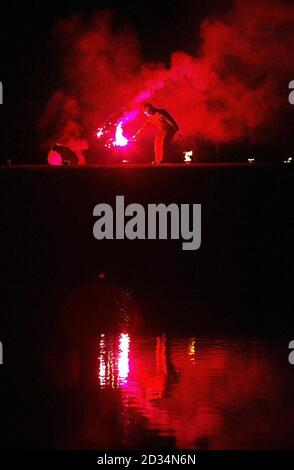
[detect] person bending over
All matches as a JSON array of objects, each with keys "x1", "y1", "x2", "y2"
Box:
[{"x1": 134, "y1": 103, "x2": 180, "y2": 164}]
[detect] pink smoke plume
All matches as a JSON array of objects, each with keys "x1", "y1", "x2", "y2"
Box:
[{"x1": 37, "y1": 1, "x2": 294, "y2": 162}]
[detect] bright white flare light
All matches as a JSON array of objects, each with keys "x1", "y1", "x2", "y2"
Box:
[
  {"x1": 113, "y1": 122, "x2": 128, "y2": 147},
  {"x1": 184, "y1": 150, "x2": 193, "y2": 163}
]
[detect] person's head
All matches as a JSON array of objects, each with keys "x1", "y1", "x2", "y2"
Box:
[{"x1": 143, "y1": 102, "x2": 156, "y2": 116}]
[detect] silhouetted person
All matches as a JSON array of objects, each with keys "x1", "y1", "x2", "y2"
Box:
[
  {"x1": 135, "y1": 103, "x2": 179, "y2": 164},
  {"x1": 52, "y1": 144, "x2": 79, "y2": 165}
]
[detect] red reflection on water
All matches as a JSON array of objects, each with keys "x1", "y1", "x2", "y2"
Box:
[
  {"x1": 118, "y1": 333, "x2": 130, "y2": 385},
  {"x1": 95, "y1": 335, "x2": 293, "y2": 449},
  {"x1": 48, "y1": 332, "x2": 294, "y2": 449}
]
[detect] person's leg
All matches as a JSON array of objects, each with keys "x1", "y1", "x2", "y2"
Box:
[
  {"x1": 154, "y1": 133, "x2": 165, "y2": 163},
  {"x1": 162, "y1": 131, "x2": 176, "y2": 162}
]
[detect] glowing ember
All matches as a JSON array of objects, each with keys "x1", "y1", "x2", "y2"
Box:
[
  {"x1": 113, "y1": 122, "x2": 129, "y2": 147},
  {"x1": 97, "y1": 128, "x2": 104, "y2": 138}
]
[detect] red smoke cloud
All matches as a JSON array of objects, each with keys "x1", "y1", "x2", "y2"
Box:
[{"x1": 37, "y1": 0, "x2": 294, "y2": 162}]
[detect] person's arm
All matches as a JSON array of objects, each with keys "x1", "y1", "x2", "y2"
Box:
[{"x1": 133, "y1": 118, "x2": 151, "y2": 140}]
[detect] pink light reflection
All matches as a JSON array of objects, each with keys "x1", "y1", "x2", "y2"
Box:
[
  {"x1": 98, "y1": 333, "x2": 130, "y2": 388},
  {"x1": 118, "y1": 333, "x2": 130, "y2": 386}
]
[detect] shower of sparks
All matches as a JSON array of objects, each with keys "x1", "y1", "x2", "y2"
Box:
[{"x1": 96, "y1": 109, "x2": 138, "y2": 149}]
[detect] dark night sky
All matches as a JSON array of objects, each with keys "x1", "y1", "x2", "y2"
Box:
[{"x1": 0, "y1": 0, "x2": 233, "y2": 163}]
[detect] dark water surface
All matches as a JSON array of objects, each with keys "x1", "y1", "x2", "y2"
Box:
[{"x1": 44, "y1": 330, "x2": 293, "y2": 450}]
